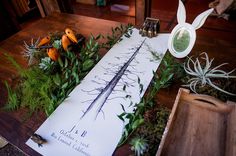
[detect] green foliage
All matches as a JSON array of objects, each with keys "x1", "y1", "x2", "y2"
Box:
[
  {"x1": 118, "y1": 52, "x2": 183, "y2": 149},
  {"x1": 130, "y1": 136, "x2": 149, "y2": 156},
  {"x1": 39, "y1": 57, "x2": 56, "y2": 72},
  {"x1": 4, "y1": 25, "x2": 133, "y2": 116},
  {"x1": 4, "y1": 35, "x2": 102, "y2": 116},
  {"x1": 21, "y1": 67, "x2": 56, "y2": 115},
  {"x1": 103, "y1": 24, "x2": 133, "y2": 49},
  {"x1": 136, "y1": 106, "x2": 170, "y2": 156},
  {"x1": 4, "y1": 82, "x2": 19, "y2": 111},
  {"x1": 118, "y1": 107, "x2": 145, "y2": 146}
]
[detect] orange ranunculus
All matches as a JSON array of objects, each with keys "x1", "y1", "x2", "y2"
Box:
[
  {"x1": 62, "y1": 34, "x2": 71, "y2": 51},
  {"x1": 65, "y1": 28, "x2": 78, "y2": 43},
  {"x1": 47, "y1": 48, "x2": 59, "y2": 61},
  {"x1": 37, "y1": 36, "x2": 51, "y2": 47}
]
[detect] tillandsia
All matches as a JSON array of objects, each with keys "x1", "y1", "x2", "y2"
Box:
[
  {"x1": 23, "y1": 38, "x2": 42, "y2": 65},
  {"x1": 130, "y1": 136, "x2": 149, "y2": 156},
  {"x1": 183, "y1": 52, "x2": 236, "y2": 96}
]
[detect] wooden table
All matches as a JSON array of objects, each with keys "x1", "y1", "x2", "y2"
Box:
[{"x1": 0, "y1": 13, "x2": 236, "y2": 156}]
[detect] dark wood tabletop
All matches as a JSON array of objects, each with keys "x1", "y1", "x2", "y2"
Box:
[{"x1": 0, "y1": 13, "x2": 236, "y2": 156}]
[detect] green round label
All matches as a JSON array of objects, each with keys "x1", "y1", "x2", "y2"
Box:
[{"x1": 173, "y1": 29, "x2": 190, "y2": 52}]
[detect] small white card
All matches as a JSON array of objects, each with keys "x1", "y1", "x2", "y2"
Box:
[{"x1": 26, "y1": 29, "x2": 169, "y2": 156}]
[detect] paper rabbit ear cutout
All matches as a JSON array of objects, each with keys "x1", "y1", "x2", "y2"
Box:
[
  {"x1": 192, "y1": 8, "x2": 214, "y2": 30},
  {"x1": 177, "y1": 0, "x2": 186, "y2": 24},
  {"x1": 168, "y1": 0, "x2": 213, "y2": 58}
]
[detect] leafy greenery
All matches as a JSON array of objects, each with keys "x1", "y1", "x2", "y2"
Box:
[
  {"x1": 3, "y1": 81, "x2": 19, "y2": 111},
  {"x1": 39, "y1": 57, "x2": 56, "y2": 72},
  {"x1": 4, "y1": 24, "x2": 133, "y2": 116},
  {"x1": 118, "y1": 52, "x2": 183, "y2": 153},
  {"x1": 102, "y1": 24, "x2": 133, "y2": 49},
  {"x1": 4, "y1": 34, "x2": 102, "y2": 116},
  {"x1": 136, "y1": 106, "x2": 170, "y2": 156}
]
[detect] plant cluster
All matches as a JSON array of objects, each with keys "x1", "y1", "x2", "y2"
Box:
[
  {"x1": 118, "y1": 52, "x2": 183, "y2": 155},
  {"x1": 183, "y1": 52, "x2": 236, "y2": 97},
  {"x1": 4, "y1": 25, "x2": 133, "y2": 116},
  {"x1": 4, "y1": 29, "x2": 101, "y2": 116}
]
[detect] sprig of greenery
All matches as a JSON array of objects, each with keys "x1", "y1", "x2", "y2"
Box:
[
  {"x1": 118, "y1": 52, "x2": 183, "y2": 147},
  {"x1": 3, "y1": 81, "x2": 19, "y2": 111},
  {"x1": 102, "y1": 24, "x2": 133, "y2": 49}
]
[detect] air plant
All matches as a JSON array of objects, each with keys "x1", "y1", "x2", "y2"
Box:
[
  {"x1": 130, "y1": 136, "x2": 149, "y2": 156},
  {"x1": 23, "y1": 38, "x2": 41, "y2": 65},
  {"x1": 23, "y1": 38, "x2": 52, "y2": 65},
  {"x1": 183, "y1": 52, "x2": 236, "y2": 96}
]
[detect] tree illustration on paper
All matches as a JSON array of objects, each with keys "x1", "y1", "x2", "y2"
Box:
[{"x1": 69, "y1": 39, "x2": 146, "y2": 133}]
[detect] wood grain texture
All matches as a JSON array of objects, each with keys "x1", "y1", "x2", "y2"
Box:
[
  {"x1": 135, "y1": 0, "x2": 145, "y2": 26},
  {"x1": 225, "y1": 101, "x2": 236, "y2": 156},
  {"x1": 0, "y1": 12, "x2": 235, "y2": 156},
  {"x1": 157, "y1": 89, "x2": 236, "y2": 156}
]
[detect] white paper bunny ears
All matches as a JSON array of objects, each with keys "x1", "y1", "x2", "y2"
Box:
[{"x1": 168, "y1": 0, "x2": 214, "y2": 58}]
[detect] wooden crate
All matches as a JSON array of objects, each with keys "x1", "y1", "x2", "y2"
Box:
[{"x1": 156, "y1": 88, "x2": 236, "y2": 156}]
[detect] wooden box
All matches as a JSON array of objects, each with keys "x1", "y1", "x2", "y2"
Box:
[{"x1": 156, "y1": 88, "x2": 236, "y2": 156}]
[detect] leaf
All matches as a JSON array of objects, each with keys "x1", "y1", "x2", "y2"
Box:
[
  {"x1": 131, "y1": 118, "x2": 144, "y2": 129},
  {"x1": 82, "y1": 59, "x2": 94, "y2": 71},
  {"x1": 125, "y1": 95, "x2": 131, "y2": 98},
  {"x1": 139, "y1": 84, "x2": 144, "y2": 94},
  {"x1": 4, "y1": 81, "x2": 19, "y2": 110},
  {"x1": 118, "y1": 112, "x2": 126, "y2": 122},
  {"x1": 53, "y1": 74, "x2": 61, "y2": 86},
  {"x1": 138, "y1": 77, "x2": 141, "y2": 84},
  {"x1": 120, "y1": 104, "x2": 126, "y2": 112},
  {"x1": 95, "y1": 34, "x2": 102, "y2": 40},
  {"x1": 45, "y1": 102, "x2": 55, "y2": 116},
  {"x1": 64, "y1": 58, "x2": 68, "y2": 68},
  {"x1": 126, "y1": 113, "x2": 134, "y2": 119},
  {"x1": 61, "y1": 82, "x2": 68, "y2": 89},
  {"x1": 88, "y1": 52, "x2": 95, "y2": 58},
  {"x1": 123, "y1": 85, "x2": 126, "y2": 91}
]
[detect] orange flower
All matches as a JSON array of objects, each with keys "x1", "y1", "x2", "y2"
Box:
[
  {"x1": 65, "y1": 28, "x2": 78, "y2": 43},
  {"x1": 47, "y1": 48, "x2": 59, "y2": 61},
  {"x1": 62, "y1": 34, "x2": 71, "y2": 51},
  {"x1": 37, "y1": 36, "x2": 51, "y2": 47}
]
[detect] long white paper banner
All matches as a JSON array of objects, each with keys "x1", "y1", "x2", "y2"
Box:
[{"x1": 26, "y1": 29, "x2": 169, "y2": 156}]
